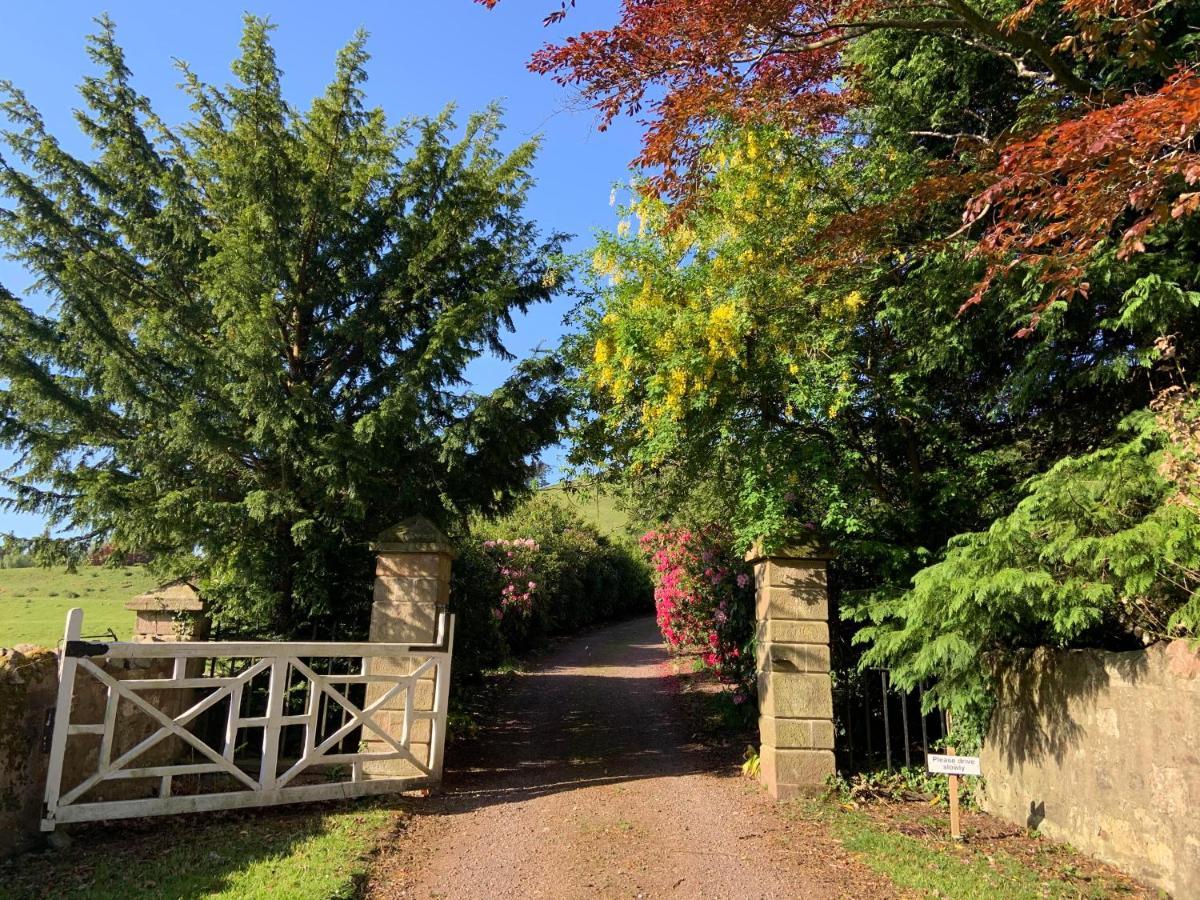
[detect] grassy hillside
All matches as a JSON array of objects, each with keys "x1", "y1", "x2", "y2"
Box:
[
  {"x1": 0, "y1": 565, "x2": 158, "y2": 648},
  {"x1": 538, "y1": 483, "x2": 638, "y2": 539},
  {"x1": 0, "y1": 488, "x2": 640, "y2": 649}
]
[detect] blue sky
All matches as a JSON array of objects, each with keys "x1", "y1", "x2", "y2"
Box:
[{"x1": 0, "y1": 0, "x2": 636, "y2": 537}]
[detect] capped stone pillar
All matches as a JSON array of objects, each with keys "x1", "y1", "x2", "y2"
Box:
[
  {"x1": 125, "y1": 580, "x2": 209, "y2": 642},
  {"x1": 363, "y1": 516, "x2": 455, "y2": 778},
  {"x1": 747, "y1": 537, "x2": 835, "y2": 800}
]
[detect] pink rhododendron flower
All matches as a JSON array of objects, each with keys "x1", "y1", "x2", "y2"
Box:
[
  {"x1": 640, "y1": 524, "x2": 756, "y2": 701},
  {"x1": 484, "y1": 536, "x2": 540, "y2": 617}
]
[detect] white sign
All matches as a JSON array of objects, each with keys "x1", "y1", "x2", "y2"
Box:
[{"x1": 926, "y1": 753, "x2": 981, "y2": 777}]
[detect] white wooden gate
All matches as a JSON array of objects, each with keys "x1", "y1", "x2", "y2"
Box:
[{"x1": 41, "y1": 607, "x2": 454, "y2": 829}]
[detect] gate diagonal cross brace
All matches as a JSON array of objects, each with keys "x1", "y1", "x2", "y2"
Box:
[
  {"x1": 274, "y1": 659, "x2": 431, "y2": 789},
  {"x1": 278, "y1": 656, "x2": 434, "y2": 779},
  {"x1": 60, "y1": 657, "x2": 266, "y2": 805}
]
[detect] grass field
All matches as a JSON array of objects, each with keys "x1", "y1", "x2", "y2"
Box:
[
  {"x1": 539, "y1": 483, "x2": 637, "y2": 538},
  {"x1": 0, "y1": 565, "x2": 157, "y2": 648}
]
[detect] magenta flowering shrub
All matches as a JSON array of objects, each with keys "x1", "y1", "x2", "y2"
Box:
[
  {"x1": 640, "y1": 525, "x2": 756, "y2": 702},
  {"x1": 482, "y1": 537, "x2": 540, "y2": 617}
]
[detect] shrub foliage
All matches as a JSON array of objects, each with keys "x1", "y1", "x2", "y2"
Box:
[
  {"x1": 449, "y1": 494, "x2": 653, "y2": 682},
  {"x1": 854, "y1": 392, "x2": 1200, "y2": 729}
]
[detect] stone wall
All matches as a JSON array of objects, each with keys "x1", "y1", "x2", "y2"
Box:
[
  {"x1": 981, "y1": 639, "x2": 1200, "y2": 897},
  {"x1": 0, "y1": 644, "x2": 199, "y2": 857},
  {"x1": 0, "y1": 645, "x2": 58, "y2": 857}
]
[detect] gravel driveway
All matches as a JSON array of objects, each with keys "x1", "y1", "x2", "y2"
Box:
[{"x1": 366, "y1": 615, "x2": 893, "y2": 899}]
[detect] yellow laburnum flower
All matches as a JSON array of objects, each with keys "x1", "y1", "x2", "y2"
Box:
[
  {"x1": 632, "y1": 279, "x2": 655, "y2": 311},
  {"x1": 664, "y1": 368, "x2": 689, "y2": 418},
  {"x1": 843, "y1": 290, "x2": 866, "y2": 312},
  {"x1": 593, "y1": 336, "x2": 614, "y2": 366},
  {"x1": 592, "y1": 249, "x2": 618, "y2": 277},
  {"x1": 705, "y1": 301, "x2": 740, "y2": 361},
  {"x1": 709, "y1": 301, "x2": 737, "y2": 328},
  {"x1": 617, "y1": 218, "x2": 631, "y2": 238},
  {"x1": 611, "y1": 373, "x2": 631, "y2": 402},
  {"x1": 746, "y1": 132, "x2": 760, "y2": 161}
]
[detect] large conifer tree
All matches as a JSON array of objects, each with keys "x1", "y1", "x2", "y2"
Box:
[{"x1": 0, "y1": 18, "x2": 568, "y2": 634}]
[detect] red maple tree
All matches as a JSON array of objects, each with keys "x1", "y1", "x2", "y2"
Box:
[{"x1": 480, "y1": 0, "x2": 1199, "y2": 313}]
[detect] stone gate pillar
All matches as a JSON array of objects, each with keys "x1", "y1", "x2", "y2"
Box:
[
  {"x1": 747, "y1": 537, "x2": 835, "y2": 799},
  {"x1": 363, "y1": 516, "x2": 455, "y2": 778},
  {"x1": 125, "y1": 580, "x2": 209, "y2": 642}
]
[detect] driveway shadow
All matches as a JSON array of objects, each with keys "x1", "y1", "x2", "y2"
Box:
[{"x1": 416, "y1": 616, "x2": 732, "y2": 817}]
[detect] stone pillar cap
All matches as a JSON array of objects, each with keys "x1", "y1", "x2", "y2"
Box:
[
  {"x1": 370, "y1": 515, "x2": 457, "y2": 557},
  {"x1": 125, "y1": 579, "x2": 206, "y2": 612},
  {"x1": 745, "y1": 533, "x2": 835, "y2": 564}
]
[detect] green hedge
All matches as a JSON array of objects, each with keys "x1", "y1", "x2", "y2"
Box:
[{"x1": 449, "y1": 494, "x2": 652, "y2": 682}]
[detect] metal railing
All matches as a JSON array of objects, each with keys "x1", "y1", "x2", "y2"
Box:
[{"x1": 835, "y1": 667, "x2": 947, "y2": 773}]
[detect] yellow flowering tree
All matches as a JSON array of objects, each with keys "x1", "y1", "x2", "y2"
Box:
[{"x1": 566, "y1": 120, "x2": 1153, "y2": 605}]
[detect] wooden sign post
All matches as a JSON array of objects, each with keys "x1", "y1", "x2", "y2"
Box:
[
  {"x1": 948, "y1": 745, "x2": 961, "y2": 841},
  {"x1": 926, "y1": 713, "x2": 981, "y2": 842}
]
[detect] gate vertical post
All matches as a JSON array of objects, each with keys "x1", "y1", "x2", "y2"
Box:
[
  {"x1": 364, "y1": 516, "x2": 455, "y2": 779},
  {"x1": 747, "y1": 536, "x2": 835, "y2": 799},
  {"x1": 41, "y1": 608, "x2": 84, "y2": 831}
]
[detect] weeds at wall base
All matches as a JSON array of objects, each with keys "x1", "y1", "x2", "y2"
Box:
[{"x1": 827, "y1": 766, "x2": 981, "y2": 811}]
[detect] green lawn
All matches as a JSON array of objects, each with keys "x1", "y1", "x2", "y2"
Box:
[
  {"x1": 802, "y1": 802, "x2": 1144, "y2": 899},
  {"x1": 1, "y1": 802, "x2": 399, "y2": 899},
  {"x1": 0, "y1": 565, "x2": 158, "y2": 648}
]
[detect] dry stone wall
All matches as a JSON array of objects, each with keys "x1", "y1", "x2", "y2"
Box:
[{"x1": 0, "y1": 645, "x2": 58, "y2": 857}]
